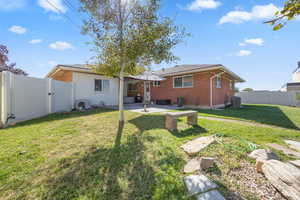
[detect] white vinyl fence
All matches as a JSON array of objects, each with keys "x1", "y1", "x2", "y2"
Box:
[
  {"x1": 236, "y1": 91, "x2": 300, "y2": 107},
  {"x1": 0, "y1": 71, "x2": 74, "y2": 126}
]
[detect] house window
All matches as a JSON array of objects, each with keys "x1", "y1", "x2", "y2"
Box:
[
  {"x1": 153, "y1": 81, "x2": 161, "y2": 87},
  {"x1": 128, "y1": 83, "x2": 138, "y2": 92},
  {"x1": 173, "y1": 75, "x2": 193, "y2": 88},
  {"x1": 95, "y1": 79, "x2": 110, "y2": 92},
  {"x1": 230, "y1": 80, "x2": 234, "y2": 90},
  {"x1": 215, "y1": 75, "x2": 222, "y2": 88}
]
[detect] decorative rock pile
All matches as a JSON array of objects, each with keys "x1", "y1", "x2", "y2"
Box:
[
  {"x1": 248, "y1": 140, "x2": 300, "y2": 200},
  {"x1": 181, "y1": 136, "x2": 226, "y2": 200}
]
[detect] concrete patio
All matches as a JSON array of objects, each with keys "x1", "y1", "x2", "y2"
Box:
[{"x1": 111, "y1": 103, "x2": 183, "y2": 114}]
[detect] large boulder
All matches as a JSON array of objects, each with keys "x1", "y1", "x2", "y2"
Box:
[
  {"x1": 262, "y1": 160, "x2": 300, "y2": 200},
  {"x1": 248, "y1": 149, "x2": 279, "y2": 161}
]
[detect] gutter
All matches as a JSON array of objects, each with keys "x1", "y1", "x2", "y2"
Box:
[{"x1": 210, "y1": 71, "x2": 224, "y2": 108}]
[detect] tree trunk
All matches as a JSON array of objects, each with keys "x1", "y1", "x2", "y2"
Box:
[{"x1": 118, "y1": 70, "x2": 125, "y2": 124}]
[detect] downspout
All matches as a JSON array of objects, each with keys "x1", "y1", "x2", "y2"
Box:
[{"x1": 210, "y1": 71, "x2": 224, "y2": 108}]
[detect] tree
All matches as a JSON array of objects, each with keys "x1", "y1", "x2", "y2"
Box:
[
  {"x1": 242, "y1": 88, "x2": 254, "y2": 92},
  {"x1": 80, "y1": 0, "x2": 187, "y2": 125},
  {"x1": 0, "y1": 44, "x2": 28, "y2": 75},
  {"x1": 266, "y1": 0, "x2": 300, "y2": 30}
]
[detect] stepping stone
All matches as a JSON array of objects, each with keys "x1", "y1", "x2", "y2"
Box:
[
  {"x1": 289, "y1": 160, "x2": 300, "y2": 168},
  {"x1": 200, "y1": 157, "x2": 215, "y2": 170},
  {"x1": 267, "y1": 143, "x2": 300, "y2": 158},
  {"x1": 184, "y1": 158, "x2": 201, "y2": 173},
  {"x1": 181, "y1": 136, "x2": 215, "y2": 155},
  {"x1": 196, "y1": 190, "x2": 225, "y2": 200},
  {"x1": 285, "y1": 140, "x2": 300, "y2": 152},
  {"x1": 184, "y1": 175, "x2": 218, "y2": 196},
  {"x1": 248, "y1": 149, "x2": 279, "y2": 161}
]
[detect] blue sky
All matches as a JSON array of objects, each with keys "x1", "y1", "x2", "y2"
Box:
[{"x1": 1, "y1": 0, "x2": 299, "y2": 90}]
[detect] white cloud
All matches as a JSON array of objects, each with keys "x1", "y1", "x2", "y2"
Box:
[
  {"x1": 8, "y1": 25, "x2": 27, "y2": 34},
  {"x1": 29, "y1": 39, "x2": 42, "y2": 44},
  {"x1": 244, "y1": 38, "x2": 264, "y2": 46},
  {"x1": 239, "y1": 42, "x2": 246, "y2": 46},
  {"x1": 38, "y1": 0, "x2": 67, "y2": 13},
  {"x1": 187, "y1": 0, "x2": 221, "y2": 11},
  {"x1": 0, "y1": 0, "x2": 25, "y2": 11},
  {"x1": 49, "y1": 41, "x2": 74, "y2": 51},
  {"x1": 219, "y1": 4, "x2": 279, "y2": 24},
  {"x1": 236, "y1": 50, "x2": 252, "y2": 57}
]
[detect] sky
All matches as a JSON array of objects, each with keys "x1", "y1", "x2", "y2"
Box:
[{"x1": 0, "y1": 0, "x2": 299, "y2": 90}]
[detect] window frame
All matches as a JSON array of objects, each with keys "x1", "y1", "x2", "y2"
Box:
[
  {"x1": 94, "y1": 79, "x2": 110, "y2": 92},
  {"x1": 215, "y1": 75, "x2": 222, "y2": 89},
  {"x1": 152, "y1": 81, "x2": 161, "y2": 87},
  {"x1": 230, "y1": 80, "x2": 235, "y2": 90},
  {"x1": 173, "y1": 75, "x2": 193, "y2": 88}
]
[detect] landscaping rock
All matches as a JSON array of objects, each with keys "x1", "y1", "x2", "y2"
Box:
[
  {"x1": 267, "y1": 143, "x2": 300, "y2": 158},
  {"x1": 248, "y1": 149, "x2": 279, "y2": 161},
  {"x1": 184, "y1": 175, "x2": 218, "y2": 196},
  {"x1": 262, "y1": 160, "x2": 300, "y2": 200},
  {"x1": 181, "y1": 136, "x2": 215, "y2": 155},
  {"x1": 285, "y1": 140, "x2": 300, "y2": 152},
  {"x1": 256, "y1": 159, "x2": 266, "y2": 173},
  {"x1": 184, "y1": 158, "x2": 201, "y2": 173},
  {"x1": 196, "y1": 190, "x2": 225, "y2": 200},
  {"x1": 289, "y1": 160, "x2": 300, "y2": 168},
  {"x1": 200, "y1": 157, "x2": 215, "y2": 170}
]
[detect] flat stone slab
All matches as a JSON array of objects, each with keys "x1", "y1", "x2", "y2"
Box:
[
  {"x1": 285, "y1": 140, "x2": 300, "y2": 152},
  {"x1": 248, "y1": 149, "x2": 279, "y2": 161},
  {"x1": 181, "y1": 136, "x2": 215, "y2": 155},
  {"x1": 267, "y1": 143, "x2": 300, "y2": 158},
  {"x1": 196, "y1": 190, "x2": 225, "y2": 200},
  {"x1": 184, "y1": 175, "x2": 218, "y2": 196},
  {"x1": 184, "y1": 158, "x2": 201, "y2": 173},
  {"x1": 289, "y1": 160, "x2": 300, "y2": 168}
]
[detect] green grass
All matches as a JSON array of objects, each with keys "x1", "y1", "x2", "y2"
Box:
[
  {"x1": 0, "y1": 108, "x2": 300, "y2": 200},
  {"x1": 197, "y1": 104, "x2": 300, "y2": 130}
]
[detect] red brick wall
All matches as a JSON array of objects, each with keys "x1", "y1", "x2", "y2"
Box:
[{"x1": 150, "y1": 71, "x2": 235, "y2": 107}]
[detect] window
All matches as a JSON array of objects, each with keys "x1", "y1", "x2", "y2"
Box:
[
  {"x1": 215, "y1": 75, "x2": 222, "y2": 88},
  {"x1": 95, "y1": 79, "x2": 110, "y2": 92},
  {"x1": 173, "y1": 75, "x2": 193, "y2": 88},
  {"x1": 128, "y1": 83, "x2": 137, "y2": 92},
  {"x1": 230, "y1": 80, "x2": 234, "y2": 90},
  {"x1": 153, "y1": 81, "x2": 161, "y2": 87}
]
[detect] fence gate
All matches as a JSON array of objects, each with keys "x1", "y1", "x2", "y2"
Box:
[{"x1": 1, "y1": 72, "x2": 73, "y2": 125}]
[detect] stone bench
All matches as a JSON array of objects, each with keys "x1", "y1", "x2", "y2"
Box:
[{"x1": 165, "y1": 111, "x2": 198, "y2": 131}]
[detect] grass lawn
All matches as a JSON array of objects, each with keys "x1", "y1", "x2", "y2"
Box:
[
  {"x1": 1, "y1": 108, "x2": 300, "y2": 200},
  {"x1": 198, "y1": 104, "x2": 300, "y2": 130}
]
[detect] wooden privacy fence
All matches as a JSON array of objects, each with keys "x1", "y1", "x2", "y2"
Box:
[
  {"x1": 0, "y1": 71, "x2": 74, "y2": 126},
  {"x1": 236, "y1": 91, "x2": 300, "y2": 107}
]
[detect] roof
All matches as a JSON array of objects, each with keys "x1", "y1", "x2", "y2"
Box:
[
  {"x1": 46, "y1": 63, "x2": 245, "y2": 82},
  {"x1": 46, "y1": 64, "x2": 94, "y2": 78},
  {"x1": 155, "y1": 64, "x2": 245, "y2": 82}
]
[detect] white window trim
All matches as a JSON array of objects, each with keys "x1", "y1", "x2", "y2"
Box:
[
  {"x1": 173, "y1": 75, "x2": 193, "y2": 88},
  {"x1": 94, "y1": 79, "x2": 110, "y2": 93},
  {"x1": 215, "y1": 75, "x2": 222, "y2": 89},
  {"x1": 152, "y1": 81, "x2": 161, "y2": 87}
]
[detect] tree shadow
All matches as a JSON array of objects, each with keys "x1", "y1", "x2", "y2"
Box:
[
  {"x1": 197, "y1": 104, "x2": 300, "y2": 130},
  {"x1": 171, "y1": 125, "x2": 207, "y2": 138},
  {"x1": 39, "y1": 123, "x2": 157, "y2": 200}
]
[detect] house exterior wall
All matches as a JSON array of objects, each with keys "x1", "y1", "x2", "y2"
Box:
[
  {"x1": 150, "y1": 71, "x2": 235, "y2": 107},
  {"x1": 72, "y1": 72, "x2": 119, "y2": 106},
  {"x1": 287, "y1": 84, "x2": 300, "y2": 91}
]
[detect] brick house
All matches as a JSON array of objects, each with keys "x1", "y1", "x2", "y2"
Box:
[
  {"x1": 130, "y1": 64, "x2": 244, "y2": 108},
  {"x1": 47, "y1": 64, "x2": 244, "y2": 108}
]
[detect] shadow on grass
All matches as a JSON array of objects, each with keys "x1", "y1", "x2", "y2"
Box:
[
  {"x1": 40, "y1": 123, "x2": 157, "y2": 200},
  {"x1": 38, "y1": 115, "x2": 187, "y2": 200},
  {"x1": 198, "y1": 104, "x2": 300, "y2": 130}
]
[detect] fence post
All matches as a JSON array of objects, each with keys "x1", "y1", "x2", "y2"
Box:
[
  {"x1": 1, "y1": 72, "x2": 12, "y2": 126},
  {"x1": 48, "y1": 78, "x2": 52, "y2": 114}
]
